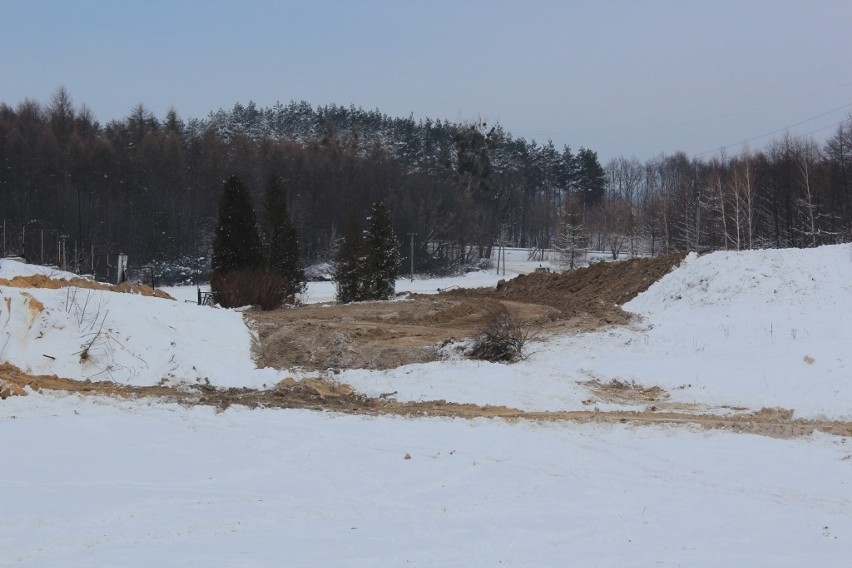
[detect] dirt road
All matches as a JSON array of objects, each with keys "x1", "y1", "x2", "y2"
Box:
[{"x1": 3, "y1": 363, "x2": 850, "y2": 440}]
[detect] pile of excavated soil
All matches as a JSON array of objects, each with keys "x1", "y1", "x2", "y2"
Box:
[
  {"x1": 440, "y1": 253, "x2": 686, "y2": 324},
  {"x1": 0, "y1": 274, "x2": 173, "y2": 299}
]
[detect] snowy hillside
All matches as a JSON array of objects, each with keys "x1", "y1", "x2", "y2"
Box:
[{"x1": 619, "y1": 245, "x2": 852, "y2": 417}]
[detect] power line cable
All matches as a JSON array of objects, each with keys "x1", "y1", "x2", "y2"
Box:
[
  {"x1": 614, "y1": 57, "x2": 852, "y2": 128},
  {"x1": 515, "y1": 58, "x2": 852, "y2": 139},
  {"x1": 567, "y1": 81, "x2": 852, "y2": 138},
  {"x1": 801, "y1": 118, "x2": 849, "y2": 138},
  {"x1": 693, "y1": 102, "x2": 852, "y2": 158}
]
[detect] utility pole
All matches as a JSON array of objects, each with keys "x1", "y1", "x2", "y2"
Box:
[
  {"x1": 498, "y1": 223, "x2": 508, "y2": 277},
  {"x1": 22, "y1": 220, "x2": 39, "y2": 262},
  {"x1": 59, "y1": 234, "x2": 68, "y2": 271},
  {"x1": 407, "y1": 233, "x2": 416, "y2": 282}
]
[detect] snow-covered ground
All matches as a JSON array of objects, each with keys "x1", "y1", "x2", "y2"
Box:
[
  {"x1": 3, "y1": 245, "x2": 851, "y2": 415},
  {"x1": 1, "y1": 394, "x2": 850, "y2": 567},
  {"x1": 2, "y1": 245, "x2": 852, "y2": 566}
]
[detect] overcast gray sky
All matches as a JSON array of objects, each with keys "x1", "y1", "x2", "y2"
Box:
[{"x1": 3, "y1": 0, "x2": 851, "y2": 161}]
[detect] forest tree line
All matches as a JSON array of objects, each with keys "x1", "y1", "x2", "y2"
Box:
[{"x1": 1, "y1": 88, "x2": 850, "y2": 281}]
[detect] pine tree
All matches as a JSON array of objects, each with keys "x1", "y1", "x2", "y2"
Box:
[
  {"x1": 334, "y1": 214, "x2": 366, "y2": 304},
  {"x1": 263, "y1": 174, "x2": 305, "y2": 302},
  {"x1": 212, "y1": 174, "x2": 263, "y2": 274},
  {"x1": 575, "y1": 147, "x2": 606, "y2": 207},
  {"x1": 363, "y1": 201, "x2": 401, "y2": 300}
]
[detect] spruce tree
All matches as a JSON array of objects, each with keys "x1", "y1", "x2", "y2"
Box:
[
  {"x1": 334, "y1": 214, "x2": 365, "y2": 304},
  {"x1": 363, "y1": 201, "x2": 401, "y2": 300},
  {"x1": 263, "y1": 174, "x2": 305, "y2": 302},
  {"x1": 212, "y1": 174, "x2": 263, "y2": 274}
]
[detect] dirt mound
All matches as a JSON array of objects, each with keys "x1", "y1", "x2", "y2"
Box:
[
  {"x1": 442, "y1": 253, "x2": 686, "y2": 324},
  {"x1": 0, "y1": 274, "x2": 173, "y2": 300},
  {"x1": 115, "y1": 281, "x2": 174, "y2": 299}
]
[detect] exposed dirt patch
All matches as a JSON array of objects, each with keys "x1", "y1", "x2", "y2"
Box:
[
  {"x1": 250, "y1": 297, "x2": 556, "y2": 371},
  {"x1": 20, "y1": 292, "x2": 45, "y2": 328},
  {"x1": 3, "y1": 364, "x2": 850, "y2": 440},
  {"x1": 0, "y1": 274, "x2": 173, "y2": 300},
  {"x1": 581, "y1": 378, "x2": 670, "y2": 405},
  {"x1": 249, "y1": 254, "x2": 685, "y2": 371}
]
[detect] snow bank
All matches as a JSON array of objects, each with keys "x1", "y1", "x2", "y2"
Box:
[
  {"x1": 626, "y1": 245, "x2": 852, "y2": 314},
  {"x1": 0, "y1": 258, "x2": 79, "y2": 280},
  {"x1": 609, "y1": 244, "x2": 852, "y2": 418},
  {"x1": 1, "y1": 264, "x2": 281, "y2": 388}
]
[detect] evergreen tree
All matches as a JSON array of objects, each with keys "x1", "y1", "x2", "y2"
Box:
[
  {"x1": 575, "y1": 147, "x2": 606, "y2": 207},
  {"x1": 212, "y1": 174, "x2": 263, "y2": 274},
  {"x1": 560, "y1": 145, "x2": 577, "y2": 191},
  {"x1": 263, "y1": 174, "x2": 305, "y2": 301},
  {"x1": 334, "y1": 214, "x2": 366, "y2": 304},
  {"x1": 363, "y1": 201, "x2": 401, "y2": 300}
]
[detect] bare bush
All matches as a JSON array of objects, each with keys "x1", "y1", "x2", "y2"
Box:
[
  {"x1": 470, "y1": 305, "x2": 532, "y2": 363},
  {"x1": 64, "y1": 286, "x2": 110, "y2": 362},
  {"x1": 211, "y1": 271, "x2": 289, "y2": 310}
]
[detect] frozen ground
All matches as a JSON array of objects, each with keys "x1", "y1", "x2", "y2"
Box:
[{"x1": 2, "y1": 245, "x2": 852, "y2": 566}]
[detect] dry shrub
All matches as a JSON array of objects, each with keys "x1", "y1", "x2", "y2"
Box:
[
  {"x1": 211, "y1": 271, "x2": 289, "y2": 310},
  {"x1": 470, "y1": 304, "x2": 532, "y2": 363}
]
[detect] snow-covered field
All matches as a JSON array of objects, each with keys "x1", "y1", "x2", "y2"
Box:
[
  {"x1": 3, "y1": 395, "x2": 850, "y2": 567},
  {"x1": 2, "y1": 245, "x2": 852, "y2": 566}
]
